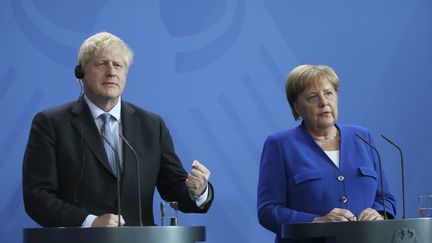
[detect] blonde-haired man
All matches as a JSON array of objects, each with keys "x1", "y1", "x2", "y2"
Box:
[{"x1": 23, "y1": 32, "x2": 214, "y2": 227}]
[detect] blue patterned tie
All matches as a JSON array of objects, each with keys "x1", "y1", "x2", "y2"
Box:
[{"x1": 99, "y1": 113, "x2": 118, "y2": 177}]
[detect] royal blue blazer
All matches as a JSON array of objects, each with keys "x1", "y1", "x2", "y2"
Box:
[{"x1": 257, "y1": 123, "x2": 396, "y2": 242}]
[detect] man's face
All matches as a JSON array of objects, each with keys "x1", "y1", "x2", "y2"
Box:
[{"x1": 82, "y1": 49, "x2": 127, "y2": 107}]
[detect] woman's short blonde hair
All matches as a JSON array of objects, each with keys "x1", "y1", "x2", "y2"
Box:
[
  {"x1": 77, "y1": 32, "x2": 134, "y2": 72},
  {"x1": 285, "y1": 64, "x2": 339, "y2": 120}
]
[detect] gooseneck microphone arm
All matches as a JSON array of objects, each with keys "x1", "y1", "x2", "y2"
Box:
[
  {"x1": 381, "y1": 134, "x2": 405, "y2": 219},
  {"x1": 118, "y1": 132, "x2": 143, "y2": 226},
  {"x1": 355, "y1": 133, "x2": 388, "y2": 220},
  {"x1": 100, "y1": 134, "x2": 122, "y2": 227}
]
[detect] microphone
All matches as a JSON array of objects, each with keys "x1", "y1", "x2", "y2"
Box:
[
  {"x1": 355, "y1": 133, "x2": 388, "y2": 220},
  {"x1": 381, "y1": 134, "x2": 406, "y2": 219},
  {"x1": 119, "y1": 132, "x2": 143, "y2": 226},
  {"x1": 100, "y1": 134, "x2": 122, "y2": 227}
]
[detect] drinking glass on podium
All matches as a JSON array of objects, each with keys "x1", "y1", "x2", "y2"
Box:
[
  {"x1": 160, "y1": 201, "x2": 178, "y2": 226},
  {"x1": 418, "y1": 195, "x2": 432, "y2": 217}
]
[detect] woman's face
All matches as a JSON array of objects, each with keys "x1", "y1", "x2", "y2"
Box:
[{"x1": 294, "y1": 79, "x2": 338, "y2": 133}]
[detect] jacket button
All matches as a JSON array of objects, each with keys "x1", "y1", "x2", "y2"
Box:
[
  {"x1": 338, "y1": 175, "x2": 345, "y2": 182},
  {"x1": 340, "y1": 196, "x2": 348, "y2": 203}
]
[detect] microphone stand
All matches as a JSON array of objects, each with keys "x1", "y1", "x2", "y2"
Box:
[
  {"x1": 119, "y1": 132, "x2": 143, "y2": 226},
  {"x1": 355, "y1": 133, "x2": 388, "y2": 219},
  {"x1": 381, "y1": 134, "x2": 406, "y2": 219}
]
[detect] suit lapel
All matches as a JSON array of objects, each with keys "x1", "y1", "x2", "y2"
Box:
[
  {"x1": 70, "y1": 97, "x2": 115, "y2": 176},
  {"x1": 120, "y1": 102, "x2": 141, "y2": 183},
  {"x1": 121, "y1": 102, "x2": 141, "y2": 167}
]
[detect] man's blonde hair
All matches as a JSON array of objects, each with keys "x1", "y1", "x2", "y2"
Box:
[{"x1": 77, "y1": 32, "x2": 134, "y2": 72}]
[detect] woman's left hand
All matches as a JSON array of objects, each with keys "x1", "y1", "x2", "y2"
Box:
[{"x1": 358, "y1": 208, "x2": 384, "y2": 221}]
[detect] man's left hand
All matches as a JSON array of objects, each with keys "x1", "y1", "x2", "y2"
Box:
[{"x1": 185, "y1": 160, "x2": 210, "y2": 197}]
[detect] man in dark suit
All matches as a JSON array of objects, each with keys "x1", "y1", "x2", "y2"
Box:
[{"x1": 22, "y1": 32, "x2": 213, "y2": 227}]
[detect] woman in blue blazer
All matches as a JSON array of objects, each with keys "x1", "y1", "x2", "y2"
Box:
[{"x1": 257, "y1": 65, "x2": 396, "y2": 243}]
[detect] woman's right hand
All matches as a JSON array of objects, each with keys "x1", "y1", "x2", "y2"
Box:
[{"x1": 313, "y1": 208, "x2": 357, "y2": 223}]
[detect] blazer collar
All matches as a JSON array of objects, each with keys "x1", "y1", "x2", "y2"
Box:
[{"x1": 298, "y1": 121, "x2": 344, "y2": 170}]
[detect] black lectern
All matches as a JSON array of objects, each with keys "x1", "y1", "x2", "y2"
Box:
[
  {"x1": 23, "y1": 226, "x2": 205, "y2": 243},
  {"x1": 282, "y1": 218, "x2": 432, "y2": 243}
]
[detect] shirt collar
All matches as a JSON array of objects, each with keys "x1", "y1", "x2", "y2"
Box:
[{"x1": 83, "y1": 95, "x2": 122, "y2": 122}]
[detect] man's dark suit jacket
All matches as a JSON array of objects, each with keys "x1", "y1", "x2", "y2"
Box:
[{"x1": 22, "y1": 98, "x2": 213, "y2": 227}]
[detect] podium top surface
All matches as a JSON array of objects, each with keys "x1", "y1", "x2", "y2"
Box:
[
  {"x1": 24, "y1": 226, "x2": 206, "y2": 243},
  {"x1": 282, "y1": 218, "x2": 432, "y2": 243}
]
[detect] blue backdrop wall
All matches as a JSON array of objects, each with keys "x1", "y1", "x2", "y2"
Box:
[{"x1": 1, "y1": 0, "x2": 432, "y2": 242}]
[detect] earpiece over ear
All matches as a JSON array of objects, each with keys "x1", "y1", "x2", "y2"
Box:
[{"x1": 74, "y1": 65, "x2": 84, "y2": 79}]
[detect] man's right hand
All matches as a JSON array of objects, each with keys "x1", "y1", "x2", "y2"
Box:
[{"x1": 92, "y1": 214, "x2": 125, "y2": 227}]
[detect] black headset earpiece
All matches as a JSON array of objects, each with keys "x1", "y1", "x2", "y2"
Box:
[{"x1": 74, "y1": 65, "x2": 84, "y2": 79}]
